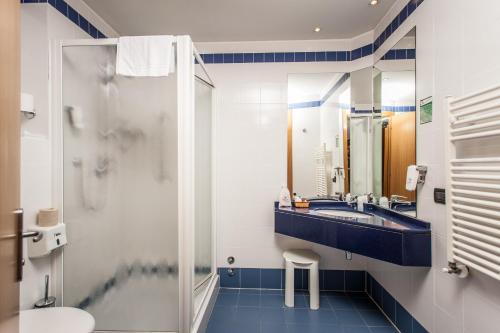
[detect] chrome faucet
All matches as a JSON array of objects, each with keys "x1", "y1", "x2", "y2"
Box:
[{"x1": 389, "y1": 195, "x2": 411, "y2": 209}]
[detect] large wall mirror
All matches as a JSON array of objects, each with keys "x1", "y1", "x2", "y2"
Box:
[
  {"x1": 287, "y1": 27, "x2": 417, "y2": 216},
  {"x1": 287, "y1": 72, "x2": 350, "y2": 198},
  {"x1": 372, "y1": 27, "x2": 416, "y2": 215}
]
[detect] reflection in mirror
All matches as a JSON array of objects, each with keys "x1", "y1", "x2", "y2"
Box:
[
  {"x1": 349, "y1": 67, "x2": 374, "y2": 196},
  {"x1": 287, "y1": 73, "x2": 350, "y2": 199},
  {"x1": 286, "y1": 28, "x2": 416, "y2": 215},
  {"x1": 373, "y1": 27, "x2": 416, "y2": 215}
]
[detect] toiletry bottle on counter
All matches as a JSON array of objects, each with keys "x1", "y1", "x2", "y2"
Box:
[
  {"x1": 279, "y1": 186, "x2": 292, "y2": 207},
  {"x1": 357, "y1": 195, "x2": 368, "y2": 212}
]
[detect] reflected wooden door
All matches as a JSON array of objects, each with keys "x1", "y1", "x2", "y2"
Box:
[
  {"x1": 388, "y1": 112, "x2": 416, "y2": 201},
  {"x1": 0, "y1": 0, "x2": 21, "y2": 332}
]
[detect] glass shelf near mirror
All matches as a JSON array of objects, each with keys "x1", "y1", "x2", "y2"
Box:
[{"x1": 286, "y1": 27, "x2": 417, "y2": 217}]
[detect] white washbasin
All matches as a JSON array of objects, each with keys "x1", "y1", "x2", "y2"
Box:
[
  {"x1": 315, "y1": 209, "x2": 372, "y2": 219},
  {"x1": 20, "y1": 307, "x2": 94, "y2": 333}
]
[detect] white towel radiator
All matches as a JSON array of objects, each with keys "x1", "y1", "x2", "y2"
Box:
[{"x1": 445, "y1": 85, "x2": 500, "y2": 280}]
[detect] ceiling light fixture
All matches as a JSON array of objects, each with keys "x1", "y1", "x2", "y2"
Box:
[
  {"x1": 314, "y1": 27, "x2": 321, "y2": 32},
  {"x1": 370, "y1": 0, "x2": 379, "y2": 5}
]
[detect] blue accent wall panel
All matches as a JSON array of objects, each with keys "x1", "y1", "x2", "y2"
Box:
[
  {"x1": 241, "y1": 268, "x2": 261, "y2": 288},
  {"x1": 220, "y1": 267, "x2": 365, "y2": 292},
  {"x1": 367, "y1": 274, "x2": 429, "y2": 333}
]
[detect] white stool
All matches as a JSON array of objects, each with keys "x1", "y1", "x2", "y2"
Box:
[{"x1": 283, "y1": 249, "x2": 320, "y2": 310}]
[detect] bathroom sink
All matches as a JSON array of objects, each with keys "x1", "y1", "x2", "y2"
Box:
[
  {"x1": 315, "y1": 209, "x2": 372, "y2": 219},
  {"x1": 20, "y1": 307, "x2": 95, "y2": 333}
]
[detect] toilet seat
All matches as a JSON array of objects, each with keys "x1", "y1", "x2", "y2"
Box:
[{"x1": 20, "y1": 307, "x2": 95, "y2": 333}]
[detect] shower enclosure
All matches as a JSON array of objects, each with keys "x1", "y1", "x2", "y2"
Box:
[{"x1": 51, "y1": 37, "x2": 216, "y2": 333}]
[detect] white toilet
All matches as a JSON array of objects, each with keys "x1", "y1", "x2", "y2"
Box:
[{"x1": 20, "y1": 307, "x2": 95, "y2": 333}]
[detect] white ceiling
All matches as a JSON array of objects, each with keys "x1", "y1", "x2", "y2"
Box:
[{"x1": 84, "y1": 0, "x2": 397, "y2": 42}]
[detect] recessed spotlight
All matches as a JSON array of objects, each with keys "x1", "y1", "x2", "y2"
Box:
[
  {"x1": 370, "y1": 0, "x2": 379, "y2": 5},
  {"x1": 314, "y1": 27, "x2": 321, "y2": 32}
]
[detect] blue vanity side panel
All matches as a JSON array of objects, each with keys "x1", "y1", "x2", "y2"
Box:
[
  {"x1": 337, "y1": 223, "x2": 404, "y2": 265},
  {"x1": 275, "y1": 209, "x2": 432, "y2": 267},
  {"x1": 275, "y1": 211, "x2": 294, "y2": 237},
  {"x1": 293, "y1": 215, "x2": 327, "y2": 245},
  {"x1": 403, "y1": 232, "x2": 432, "y2": 266}
]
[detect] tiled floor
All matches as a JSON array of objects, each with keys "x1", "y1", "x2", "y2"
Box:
[{"x1": 206, "y1": 288, "x2": 398, "y2": 333}]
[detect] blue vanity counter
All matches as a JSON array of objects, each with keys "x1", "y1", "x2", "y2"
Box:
[{"x1": 274, "y1": 202, "x2": 431, "y2": 267}]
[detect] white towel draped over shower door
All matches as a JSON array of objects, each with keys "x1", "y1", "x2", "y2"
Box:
[{"x1": 116, "y1": 35, "x2": 175, "y2": 77}]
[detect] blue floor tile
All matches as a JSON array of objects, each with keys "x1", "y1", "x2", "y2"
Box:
[
  {"x1": 289, "y1": 323, "x2": 342, "y2": 333},
  {"x1": 234, "y1": 306, "x2": 261, "y2": 323},
  {"x1": 327, "y1": 294, "x2": 355, "y2": 310},
  {"x1": 343, "y1": 326, "x2": 372, "y2": 333},
  {"x1": 309, "y1": 308, "x2": 338, "y2": 324},
  {"x1": 209, "y1": 306, "x2": 237, "y2": 322},
  {"x1": 336, "y1": 309, "x2": 365, "y2": 326},
  {"x1": 238, "y1": 294, "x2": 260, "y2": 307},
  {"x1": 351, "y1": 297, "x2": 378, "y2": 310},
  {"x1": 284, "y1": 308, "x2": 313, "y2": 323},
  {"x1": 369, "y1": 327, "x2": 399, "y2": 333},
  {"x1": 293, "y1": 294, "x2": 309, "y2": 308},
  {"x1": 208, "y1": 289, "x2": 398, "y2": 333},
  {"x1": 261, "y1": 294, "x2": 284, "y2": 308},
  {"x1": 262, "y1": 322, "x2": 287, "y2": 333},
  {"x1": 215, "y1": 293, "x2": 238, "y2": 307},
  {"x1": 260, "y1": 308, "x2": 286, "y2": 323},
  {"x1": 207, "y1": 320, "x2": 259, "y2": 333},
  {"x1": 359, "y1": 309, "x2": 391, "y2": 327}
]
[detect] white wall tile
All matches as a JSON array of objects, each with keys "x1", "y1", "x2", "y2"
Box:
[{"x1": 366, "y1": 0, "x2": 500, "y2": 332}]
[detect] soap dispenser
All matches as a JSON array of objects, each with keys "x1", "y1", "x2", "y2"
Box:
[{"x1": 34, "y1": 275, "x2": 56, "y2": 308}]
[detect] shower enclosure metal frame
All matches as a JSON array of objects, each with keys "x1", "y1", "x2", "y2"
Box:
[{"x1": 49, "y1": 36, "x2": 217, "y2": 333}]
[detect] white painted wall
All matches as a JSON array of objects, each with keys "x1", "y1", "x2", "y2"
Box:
[
  {"x1": 20, "y1": 2, "x2": 117, "y2": 310},
  {"x1": 368, "y1": 0, "x2": 500, "y2": 332}
]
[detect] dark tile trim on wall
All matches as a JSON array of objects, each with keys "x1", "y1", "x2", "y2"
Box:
[
  {"x1": 218, "y1": 267, "x2": 365, "y2": 292},
  {"x1": 367, "y1": 273, "x2": 429, "y2": 333},
  {"x1": 22, "y1": 0, "x2": 423, "y2": 63},
  {"x1": 20, "y1": 0, "x2": 107, "y2": 39},
  {"x1": 200, "y1": 0, "x2": 424, "y2": 64}
]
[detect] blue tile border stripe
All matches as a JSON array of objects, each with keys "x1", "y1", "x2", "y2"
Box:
[
  {"x1": 200, "y1": 47, "x2": 414, "y2": 64},
  {"x1": 367, "y1": 273, "x2": 429, "y2": 333},
  {"x1": 22, "y1": 0, "x2": 422, "y2": 61},
  {"x1": 200, "y1": 0, "x2": 423, "y2": 65},
  {"x1": 288, "y1": 73, "x2": 351, "y2": 109},
  {"x1": 288, "y1": 101, "x2": 322, "y2": 109},
  {"x1": 320, "y1": 73, "x2": 350, "y2": 103},
  {"x1": 381, "y1": 105, "x2": 416, "y2": 112},
  {"x1": 21, "y1": 0, "x2": 108, "y2": 39},
  {"x1": 218, "y1": 267, "x2": 365, "y2": 292}
]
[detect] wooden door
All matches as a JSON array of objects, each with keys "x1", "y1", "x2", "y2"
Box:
[
  {"x1": 0, "y1": 1, "x2": 21, "y2": 332},
  {"x1": 388, "y1": 112, "x2": 416, "y2": 201}
]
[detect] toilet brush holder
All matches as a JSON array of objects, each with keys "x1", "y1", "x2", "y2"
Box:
[{"x1": 34, "y1": 275, "x2": 56, "y2": 308}]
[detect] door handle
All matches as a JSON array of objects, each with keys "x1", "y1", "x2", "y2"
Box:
[{"x1": 14, "y1": 208, "x2": 23, "y2": 282}]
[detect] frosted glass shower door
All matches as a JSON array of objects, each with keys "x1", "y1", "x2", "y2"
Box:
[
  {"x1": 194, "y1": 78, "x2": 213, "y2": 289},
  {"x1": 61, "y1": 44, "x2": 179, "y2": 332}
]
